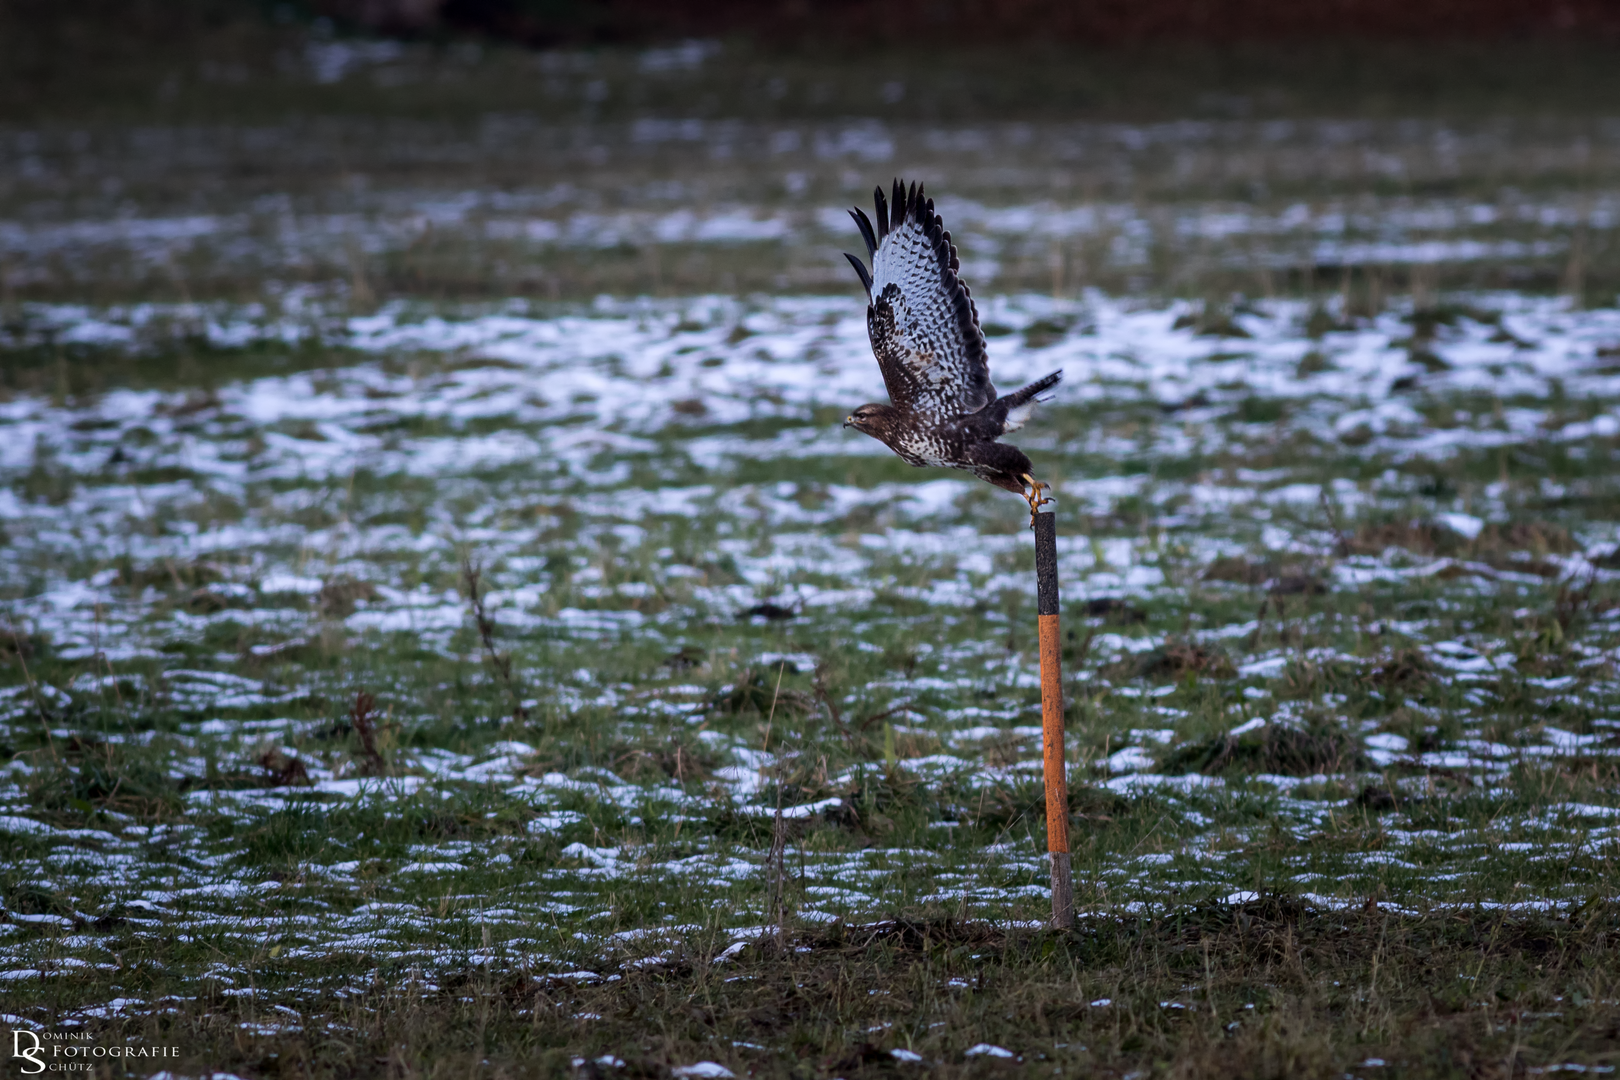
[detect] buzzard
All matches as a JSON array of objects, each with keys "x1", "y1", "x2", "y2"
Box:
[{"x1": 842, "y1": 179, "x2": 1061, "y2": 521}]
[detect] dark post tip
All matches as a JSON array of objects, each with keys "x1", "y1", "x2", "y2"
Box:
[{"x1": 1034, "y1": 509, "x2": 1059, "y2": 617}]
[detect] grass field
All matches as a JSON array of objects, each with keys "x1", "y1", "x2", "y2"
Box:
[{"x1": 4, "y1": 21, "x2": 1620, "y2": 1080}]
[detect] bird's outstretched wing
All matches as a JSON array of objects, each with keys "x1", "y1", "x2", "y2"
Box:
[{"x1": 844, "y1": 179, "x2": 993, "y2": 418}]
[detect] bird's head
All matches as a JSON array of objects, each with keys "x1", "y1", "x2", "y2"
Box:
[{"x1": 843, "y1": 403, "x2": 887, "y2": 432}]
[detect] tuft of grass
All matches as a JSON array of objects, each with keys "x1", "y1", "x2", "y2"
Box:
[
  {"x1": 1110, "y1": 641, "x2": 1238, "y2": 683},
  {"x1": 1164, "y1": 719, "x2": 1368, "y2": 777}
]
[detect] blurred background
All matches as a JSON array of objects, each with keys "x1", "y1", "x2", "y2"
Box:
[
  {"x1": 10, "y1": 7, "x2": 1620, "y2": 1056},
  {"x1": 3, "y1": 0, "x2": 1619, "y2": 314}
]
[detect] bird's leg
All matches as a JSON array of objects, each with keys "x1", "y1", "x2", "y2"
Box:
[{"x1": 1022, "y1": 473, "x2": 1054, "y2": 528}]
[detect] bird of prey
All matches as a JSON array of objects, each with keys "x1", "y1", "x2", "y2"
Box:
[{"x1": 841, "y1": 180, "x2": 1062, "y2": 523}]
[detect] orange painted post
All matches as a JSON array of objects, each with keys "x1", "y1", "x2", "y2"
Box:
[{"x1": 1033, "y1": 501, "x2": 1074, "y2": 928}]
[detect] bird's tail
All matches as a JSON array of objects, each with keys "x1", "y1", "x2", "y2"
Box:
[
  {"x1": 999, "y1": 369, "x2": 1062, "y2": 432},
  {"x1": 1003, "y1": 369, "x2": 1063, "y2": 408}
]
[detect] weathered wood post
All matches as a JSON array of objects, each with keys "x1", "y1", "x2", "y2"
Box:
[{"x1": 1034, "y1": 499, "x2": 1074, "y2": 928}]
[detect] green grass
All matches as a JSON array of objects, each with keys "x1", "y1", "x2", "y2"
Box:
[
  {"x1": 3, "y1": 14, "x2": 1620, "y2": 1075},
  {"x1": 4, "y1": 291, "x2": 1620, "y2": 1076},
  {"x1": 16, "y1": 906, "x2": 1620, "y2": 1079},
  {"x1": 2, "y1": 13, "x2": 1619, "y2": 306}
]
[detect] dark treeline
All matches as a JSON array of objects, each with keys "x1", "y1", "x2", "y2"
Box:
[
  {"x1": 326, "y1": 0, "x2": 1619, "y2": 43},
  {"x1": 4, "y1": 0, "x2": 1620, "y2": 124}
]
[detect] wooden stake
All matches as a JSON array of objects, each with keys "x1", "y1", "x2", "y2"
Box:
[{"x1": 1034, "y1": 500, "x2": 1074, "y2": 928}]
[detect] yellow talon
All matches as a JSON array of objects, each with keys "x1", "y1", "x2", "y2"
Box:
[{"x1": 1022, "y1": 473, "x2": 1053, "y2": 527}]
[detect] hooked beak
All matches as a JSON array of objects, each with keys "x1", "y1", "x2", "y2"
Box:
[{"x1": 843, "y1": 416, "x2": 855, "y2": 429}]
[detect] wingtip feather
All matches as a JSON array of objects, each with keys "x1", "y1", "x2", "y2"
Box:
[
  {"x1": 849, "y1": 207, "x2": 878, "y2": 258},
  {"x1": 843, "y1": 252, "x2": 874, "y2": 295}
]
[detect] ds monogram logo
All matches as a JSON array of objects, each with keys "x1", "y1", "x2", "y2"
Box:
[{"x1": 11, "y1": 1032, "x2": 45, "y2": 1075}]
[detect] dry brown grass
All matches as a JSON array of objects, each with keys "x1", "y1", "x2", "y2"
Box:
[
  {"x1": 1107, "y1": 641, "x2": 1238, "y2": 683},
  {"x1": 66, "y1": 905, "x2": 1620, "y2": 1079}
]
